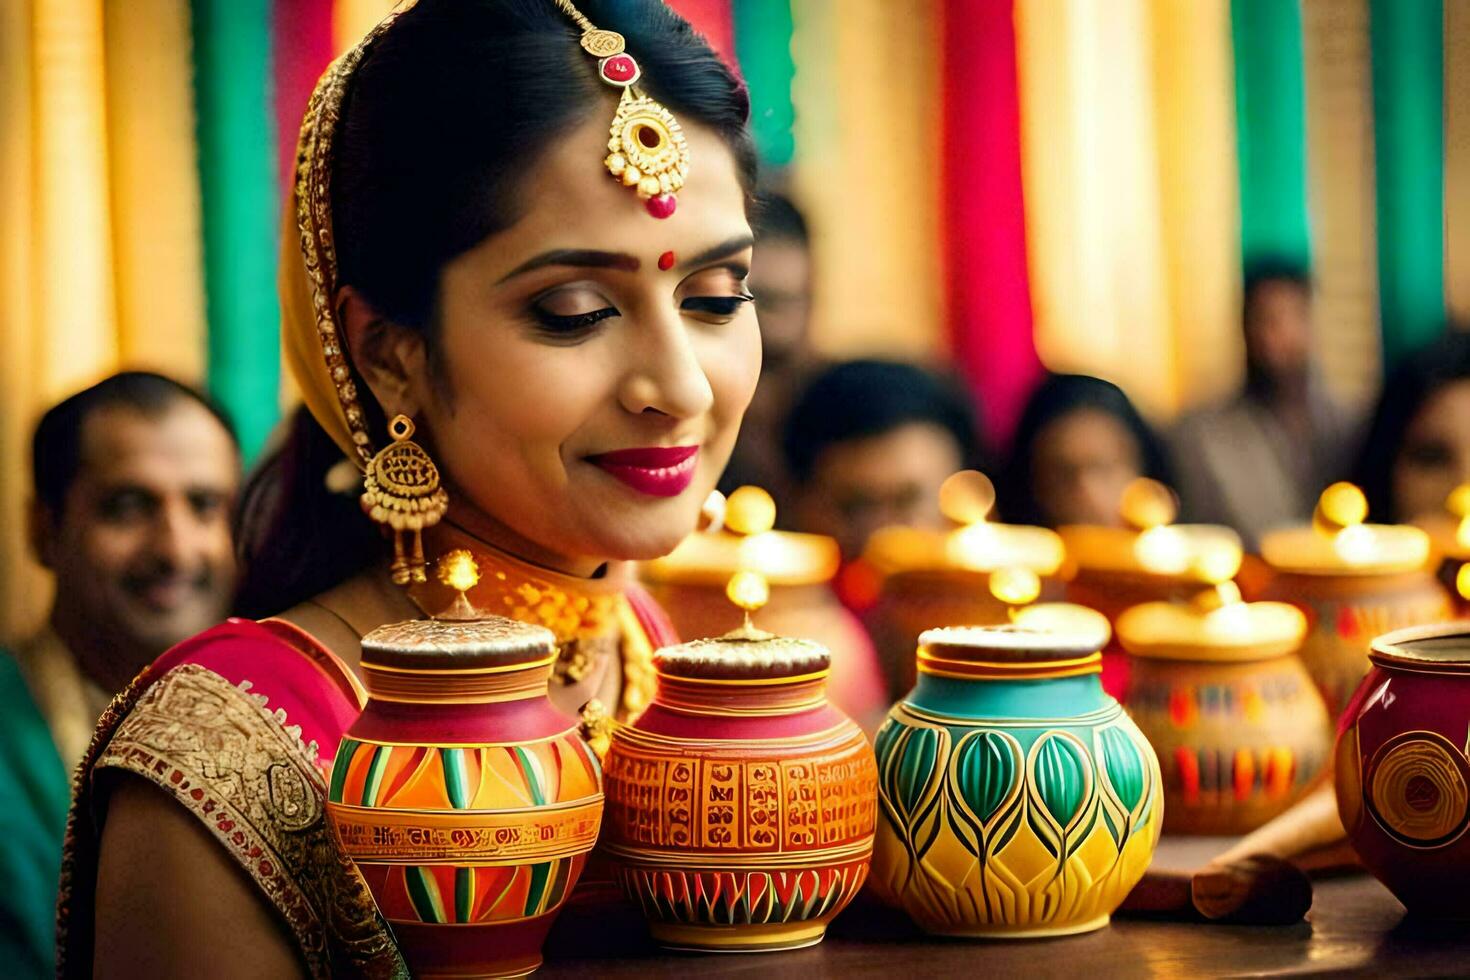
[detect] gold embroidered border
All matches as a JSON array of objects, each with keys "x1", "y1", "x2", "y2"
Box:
[
  {"x1": 328, "y1": 797, "x2": 603, "y2": 864},
  {"x1": 69, "y1": 665, "x2": 404, "y2": 979}
]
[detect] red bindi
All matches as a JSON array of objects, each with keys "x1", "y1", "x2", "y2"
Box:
[{"x1": 657, "y1": 250, "x2": 676, "y2": 271}]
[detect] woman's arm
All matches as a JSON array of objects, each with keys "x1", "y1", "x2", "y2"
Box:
[{"x1": 93, "y1": 777, "x2": 308, "y2": 980}]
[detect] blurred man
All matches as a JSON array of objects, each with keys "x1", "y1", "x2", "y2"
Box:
[
  {"x1": 0, "y1": 372, "x2": 239, "y2": 976},
  {"x1": 782, "y1": 359, "x2": 985, "y2": 562},
  {"x1": 719, "y1": 191, "x2": 816, "y2": 512},
  {"x1": 1170, "y1": 258, "x2": 1357, "y2": 547}
]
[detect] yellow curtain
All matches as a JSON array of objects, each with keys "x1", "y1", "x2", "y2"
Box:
[
  {"x1": 789, "y1": 0, "x2": 942, "y2": 362},
  {"x1": 333, "y1": 0, "x2": 399, "y2": 55},
  {"x1": 105, "y1": 0, "x2": 208, "y2": 377},
  {"x1": 1148, "y1": 0, "x2": 1242, "y2": 411},
  {"x1": 1016, "y1": 0, "x2": 1239, "y2": 420},
  {"x1": 0, "y1": 0, "x2": 206, "y2": 643},
  {"x1": 1447, "y1": 0, "x2": 1470, "y2": 323},
  {"x1": 1301, "y1": 0, "x2": 1380, "y2": 409}
]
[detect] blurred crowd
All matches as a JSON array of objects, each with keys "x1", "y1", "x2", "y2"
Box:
[{"x1": 3, "y1": 191, "x2": 1470, "y2": 971}]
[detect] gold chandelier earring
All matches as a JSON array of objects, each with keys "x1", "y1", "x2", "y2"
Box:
[{"x1": 360, "y1": 414, "x2": 450, "y2": 585}]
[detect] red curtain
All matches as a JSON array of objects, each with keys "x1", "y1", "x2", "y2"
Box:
[
  {"x1": 665, "y1": 0, "x2": 737, "y2": 69},
  {"x1": 940, "y1": 0, "x2": 1042, "y2": 450},
  {"x1": 271, "y1": 0, "x2": 335, "y2": 196}
]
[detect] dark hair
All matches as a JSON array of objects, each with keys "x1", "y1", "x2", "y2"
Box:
[
  {"x1": 236, "y1": 0, "x2": 755, "y2": 617},
  {"x1": 32, "y1": 371, "x2": 238, "y2": 514},
  {"x1": 997, "y1": 373, "x2": 1171, "y2": 526},
  {"x1": 751, "y1": 190, "x2": 807, "y2": 247},
  {"x1": 1352, "y1": 327, "x2": 1470, "y2": 521},
  {"x1": 1242, "y1": 254, "x2": 1311, "y2": 312},
  {"x1": 781, "y1": 359, "x2": 986, "y2": 484}
]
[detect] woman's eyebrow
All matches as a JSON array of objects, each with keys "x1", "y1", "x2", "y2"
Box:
[
  {"x1": 496, "y1": 249, "x2": 641, "y2": 284},
  {"x1": 678, "y1": 234, "x2": 755, "y2": 272}
]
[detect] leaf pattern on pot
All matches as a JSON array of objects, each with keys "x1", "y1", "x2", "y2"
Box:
[
  {"x1": 952, "y1": 730, "x2": 1021, "y2": 824},
  {"x1": 1098, "y1": 726, "x2": 1146, "y2": 814},
  {"x1": 1032, "y1": 733, "x2": 1089, "y2": 830}
]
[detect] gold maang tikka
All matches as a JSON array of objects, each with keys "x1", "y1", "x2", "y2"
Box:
[
  {"x1": 361, "y1": 414, "x2": 449, "y2": 585},
  {"x1": 552, "y1": 0, "x2": 690, "y2": 219}
]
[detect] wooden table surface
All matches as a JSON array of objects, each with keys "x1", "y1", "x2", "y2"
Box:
[{"x1": 539, "y1": 838, "x2": 1468, "y2": 978}]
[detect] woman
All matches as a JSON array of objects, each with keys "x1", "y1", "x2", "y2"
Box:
[
  {"x1": 998, "y1": 373, "x2": 1171, "y2": 527},
  {"x1": 1353, "y1": 328, "x2": 1470, "y2": 523},
  {"x1": 60, "y1": 2, "x2": 760, "y2": 976}
]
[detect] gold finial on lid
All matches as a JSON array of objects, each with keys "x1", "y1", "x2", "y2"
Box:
[
  {"x1": 434, "y1": 548, "x2": 483, "y2": 621},
  {"x1": 939, "y1": 470, "x2": 996, "y2": 526},
  {"x1": 1119, "y1": 478, "x2": 1196, "y2": 575},
  {"x1": 725, "y1": 485, "x2": 776, "y2": 536},
  {"x1": 1449, "y1": 484, "x2": 1470, "y2": 553},
  {"x1": 718, "y1": 487, "x2": 778, "y2": 638},
  {"x1": 726, "y1": 570, "x2": 770, "y2": 617},
  {"x1": 1120, "y1": 478, "x2": 1178, "y2": 531},
  {"x1": 1314, "y1": 481, "x2": 1369, "y2": 534},
  {"x1": 990, "y1": 566, "x2": 1042, "y2": 609}
]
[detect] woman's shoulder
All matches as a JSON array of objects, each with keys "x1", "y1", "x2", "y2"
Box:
[
  {"x1": 145, "y1": 617, "x2": 365, "y2": 737},
  {"x1": 62, "y1": 615, "x2": 400, "y2": 978}
]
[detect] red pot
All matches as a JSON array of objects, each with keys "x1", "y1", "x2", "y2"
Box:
[{"x1": 1336, "y1": 621, "x2": 1470, "y2": 918}]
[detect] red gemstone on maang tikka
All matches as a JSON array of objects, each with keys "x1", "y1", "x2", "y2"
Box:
[
  {"x1": 658, "y1": 250, "x2": 675, "y2": 271},
  {"x1": 645, "y1": 194, "x2": 677, "y2": 219},
  {"x1": 601, "y1": 54, "x2": 638, "y2": 84}
]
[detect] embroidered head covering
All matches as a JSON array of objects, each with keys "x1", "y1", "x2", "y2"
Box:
[{"x1": 278, "y1": 9, "x2": 408, "y2": 470}]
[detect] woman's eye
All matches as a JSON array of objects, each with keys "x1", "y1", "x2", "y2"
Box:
[
  {"x1": 528, "y1": 286, "x2": 619, "y2": 340},
  {"x1": 681, "y1": 293, "x2": 754, "y2": 321},
  {"x1": 531, "y1": 306, "x2": 618, "y2": 335}
]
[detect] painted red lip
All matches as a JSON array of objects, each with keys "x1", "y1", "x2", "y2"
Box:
[{"x1": 587, "y1": 445, "x2": 700, "y2": 497}]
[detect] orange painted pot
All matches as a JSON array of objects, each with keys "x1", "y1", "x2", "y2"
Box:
[
  {"x1": 600, "y1": 630, "x2": 877, "y2": 952},
  {"x1": 1337, "y1": 623, "x2": 1470, "y2": 919},
  {"x1": 1124, "y1": 653, "x2": 1329, "y2": 835},
  {"x1": 1256, "y1": 570, "x2": 1451, "y2": 721},
  {"x1": 327, "y1": 617, "x2": 603, "y2": 978}
]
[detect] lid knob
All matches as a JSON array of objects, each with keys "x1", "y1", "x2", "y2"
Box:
[{"x1": 434, "y1": 548, "x2": 482, "y2": 620}]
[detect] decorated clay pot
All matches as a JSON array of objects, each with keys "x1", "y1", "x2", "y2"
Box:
[
  {"x1": 599, "y1": 626, "x2": 877, "y2": 952},
  {"x1": 1254, "y1": 484, "x2": 1450, "y2": 721},
  {"x1": 1118, "y1": 589, "x2": 1331, "y2": 834},
  {"x1": 871, "y1": 625, "x2": 1161, "y2": 938},
  {"x1": 1336, "y1": 623, "x2": 1470, "y2": 919},
  {"x1": 1257, "y1": 571, "x2": 1450, "y2": 720},
  {"x1": 327, "y1": 616, "x2": 603, "y2": 978}
]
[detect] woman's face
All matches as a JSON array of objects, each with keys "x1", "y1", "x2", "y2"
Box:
[
  {"x1": 1393, "y1": 379, "x2": 1470, "y2": 522},
  {"x1": 1031, "y1": 408, "x2": 1144, "y2": 527},
  {"x1": 405, "y1": 115, "x2": 760, "y2": 574}
]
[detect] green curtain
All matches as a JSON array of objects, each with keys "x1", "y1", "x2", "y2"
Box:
[
  {"x1": 1230, "y1": 0, "x2": 1311, "y2": 266},
  {"x1": 192, "y1": 0, "x2": 280, "y2": 461},
  {"x1": 733, "y1": 0, "x2": 796, "y2": 168},
  {"x1": 1370, "y1": 0, "x2": 1445, "y2": 367}
]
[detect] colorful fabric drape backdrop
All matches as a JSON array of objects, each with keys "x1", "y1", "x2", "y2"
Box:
[{"x1": 2, "y1": 0, "x2": 1466, "y2": 641}]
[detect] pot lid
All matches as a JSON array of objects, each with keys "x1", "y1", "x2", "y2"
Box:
[
  {"x1": 641, "y1": 486, "x2": 841, "y2": 587},
  {"x1": 1261, "y1": 483, "x2": 1432, "y2": 576},
  {"x1": 1117, "y1": 584, "x2": 1306, "y2": 662},
  {"x1": 862, "y1": 471, "x2": 1066, "y2": 576},
  {"x1": 1057, "y1": 478, "x2": 1242, "y2": 581},
  {"x1": 361, "y1": 616, "x2": 556, "y2": 672},
  {"x1": 915, "y1": 624, "x2": 1103, "y2": 680}
]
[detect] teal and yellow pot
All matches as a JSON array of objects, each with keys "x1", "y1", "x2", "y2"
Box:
[{"x1": 871, "y1": 625, "x2": 1161, "y2": 939}]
